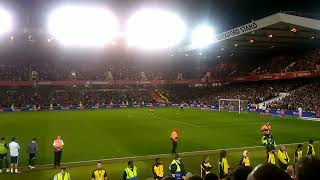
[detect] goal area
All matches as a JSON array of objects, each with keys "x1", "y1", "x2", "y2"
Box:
[{"x1": 218, "y1": 99, "x2": 249, "y2": 114}]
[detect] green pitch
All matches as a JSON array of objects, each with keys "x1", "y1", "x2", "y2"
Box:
[{"x1": 0, "y1": 107, "x2": 319, "y2": 180}]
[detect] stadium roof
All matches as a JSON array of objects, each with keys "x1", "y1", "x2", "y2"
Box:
[{"x1": 183, "y1": 13, "x2": 320, "y2": 54}]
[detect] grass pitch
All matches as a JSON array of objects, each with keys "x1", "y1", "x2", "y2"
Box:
[{"x1": 0, "y1": 107, "x2": 319, "y2": 180}]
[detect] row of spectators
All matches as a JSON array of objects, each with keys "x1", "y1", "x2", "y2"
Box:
[
  {"x1": 0, "y1": 79, "x2": 319, "y2": 112},
  {"x1": 203, "y1": 49, "x2": 320, "y2": 79},
  {"x1": 1, "y1": 49, "x2": 319, "y2": 82},
  {"x1": 0, "y1": 89, "x2": 154, "y2": 108},
  {"x1": 0, "y1": 62, "x2": 197, "y2": 81},
  {"x1": 248, "y1": 49, "x2": 320, "y2": 76},
  {"x1": 167, "y1": 80, "x2": 302, "y2": 106},
  {"x1": 268, "y1": 82, "x2": 320, "y2": 112}
]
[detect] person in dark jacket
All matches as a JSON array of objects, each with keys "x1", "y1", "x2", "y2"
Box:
[
  {"x1": 27, "y1": 138, "x2": 39, "y2": 169},
  {"x1": 169, "y1": 154, "x2": 186, "y2": 180}
]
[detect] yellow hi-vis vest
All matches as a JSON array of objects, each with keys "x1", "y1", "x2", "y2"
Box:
[
  {"x1": 241, "y1": 156, "x2": 250, "y2": 166},
  {"x1": 277, "y1": 150, "x2": 290, "y2": 164},
  {"x1": 201, "y1": 162, "x2": 212, "y2": 177},
  {"x1": 307, "y1": 144, "x2": 315, "y2": 156},
  {"x1": 267, "y1": 152, "x2": 276, "y2": 165},
  {"x1": 295, "y1": 149, "x2": 303, "y2": 162},
  {"x1": 170, "y1": 159, "x2": 182, "y2": 178},
  {"x1": 170, "y1": 160, "x2": 181, "y2": 172},
  {"x1": 0, "y1": 142, "x2": 7, "y2": 154},
  {"x1": 55, "y1": 172, "x2": 70, "y2": 180},
  {"x1": 153, "y1": 164, "x2": 164, "y2": 178},
  {"x1": 220, "y1": 158, "x2": 229, "y2": 175},
  {"x1": 125, "y1": 167, "x2": 137, "y2": 180}
]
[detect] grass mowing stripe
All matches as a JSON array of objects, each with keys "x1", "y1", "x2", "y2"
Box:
[
  {"x1": 22, "y1": 141, "x2": 318, "y2": 171},
  {"x1": 152, "y1": 114, "x2": 202, "y2": 128}
]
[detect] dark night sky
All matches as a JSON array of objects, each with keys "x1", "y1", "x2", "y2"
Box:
[{"x1": 2, "y1": 0, "x2": 320, "y2": 33}]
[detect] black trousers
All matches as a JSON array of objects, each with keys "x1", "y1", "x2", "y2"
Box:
[
  {"x1": 0, "y1": 153, "x2": 8, "y2": 169},
  {"x1": 279, "y1": 161, "x2": 288, "y2": 170},
  {"x1": 29, "y1": 153, "x2": 36, "y2": 166},
  {"x1": 54, "y1": 151, "x2": 62, "y2": 167},
  {"x1": 171, "y1": 141, "x2": 177, "y2": 154}
]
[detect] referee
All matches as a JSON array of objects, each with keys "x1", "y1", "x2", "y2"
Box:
[{"x1": 91, "y1": 162, "x2": 107, "y2": 180}]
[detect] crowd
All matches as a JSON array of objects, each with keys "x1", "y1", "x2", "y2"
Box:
[
  {"x1": 203, "y1": 49, "x2": 320, "y2": 79},
  {"x1": 269, "y1": 82, "x2": 320, "y2": 112},
  {"x1": 0, "y1": 49, "x2": 319, "y2": 82},
  {"x1": 0, "y1": 62, "x2": 198, "y2": 81},
  {"x1": 0, "y1": 89, "x2": 154, "y2": 109},
  {"x1": 1, "y1": 79, "x2": 320, "y2": 113},
  {"x1": 166, "y1": 80, "x2": 302, "y2": 106}
]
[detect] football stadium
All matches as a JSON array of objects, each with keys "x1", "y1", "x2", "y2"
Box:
[{"x1": 0, "y1": 0, "x2": 320, "y2": 180}]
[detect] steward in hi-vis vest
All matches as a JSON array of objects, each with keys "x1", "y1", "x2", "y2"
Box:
[
  {"x1": 53, "y1": 168, "x2": 71, "y2": 180},
  {"x1": 123, "y1": 161, "x2": 138, "y2": 180},
  {"x1": 294, "y1": 144, "x2": 303, "y2": 163}
]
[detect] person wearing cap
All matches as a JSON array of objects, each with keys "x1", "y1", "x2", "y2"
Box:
[
  {"x1": 123, "y1": 161, "x2": 138, "y2": 180},
  {"x1": 0, "y1": 137, "x2": 9, "y2": 173},
  {"x1": 53, "y1": 136, "x2": 64, "y2": 168},
  {"x1": 27, "y1": 138, "x2": 39, "y2": 169},
  {"x1": 53, "y1": 167, "x2": 71, "y2": 180},
  {"x1": 170, "y1": 129, "x2": 178, "y2": 154},
  {"x1": 239, "y1": 150, "x2": 250, "y2": 167}
]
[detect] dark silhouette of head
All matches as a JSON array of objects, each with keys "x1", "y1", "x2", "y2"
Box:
[
  {"x1": 247, "y1": 163, "x2": 291, "y2": 180},
  {"x1": 295, "y1": 157, "x2": 320, "y2": 180},
  {"x1": 225, "y1": 166, "x2": 253, "y2": 180},
  {"x1": 203, "y1": 173, "x2": 219, "y2": 180}
]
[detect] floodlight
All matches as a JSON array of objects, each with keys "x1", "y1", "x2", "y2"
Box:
[
  {"x1": 126, "y1": 9, "x2": 185, "y2": 50},
  {"x1": 48, "y1": 6, "x2": 118, "y2": 47},
  {"x1": 0, "y1": 8, "x2": 13, "y2": 34},
  {"x1": 191, "y1": 25, "x2": 215, "y2": 49}
]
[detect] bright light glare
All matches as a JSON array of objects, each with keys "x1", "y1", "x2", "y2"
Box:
[
  {"x1": 191, "y1": 25, "x2": 215, "y2": 48},
  {"x1": 0, "y1": 8, "x2": 13, "y2": 34},
  {"x1": 48, "y1": 6, "x2": 118, "y2": 47},
  {"x1": 126, "y1": 9, "x2": 185, "y2": 50}
]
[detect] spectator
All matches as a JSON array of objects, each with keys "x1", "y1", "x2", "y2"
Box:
[
  {"x1": 247, "y1": 163, "x2": 291, "y2": 180},
  {"x1": 295, "y1": 157, "x2": 320, "y2": 180},
  {"x1": 219, "y1": 150, "x2": 230, "y2": 179},
  {"x1": 203, "y1": 173, "x2": 218, "y2": 180},
  {"x1": 27, "y1": 138, "x2": 38, "y2": 169},
  {"x1": 225, "y1": 165, "x2": 253, "y2": 180}
]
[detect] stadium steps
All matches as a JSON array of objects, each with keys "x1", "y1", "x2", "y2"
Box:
[
  {"x1": 258, "y1": 92, "x2": 290, "y2": 109},
  {"x1": 155, "y1": 89, "x2": 170, "y2": 103},
  {"x1": 150, "y1": 90, "x2": 164, "y2": 103}
]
